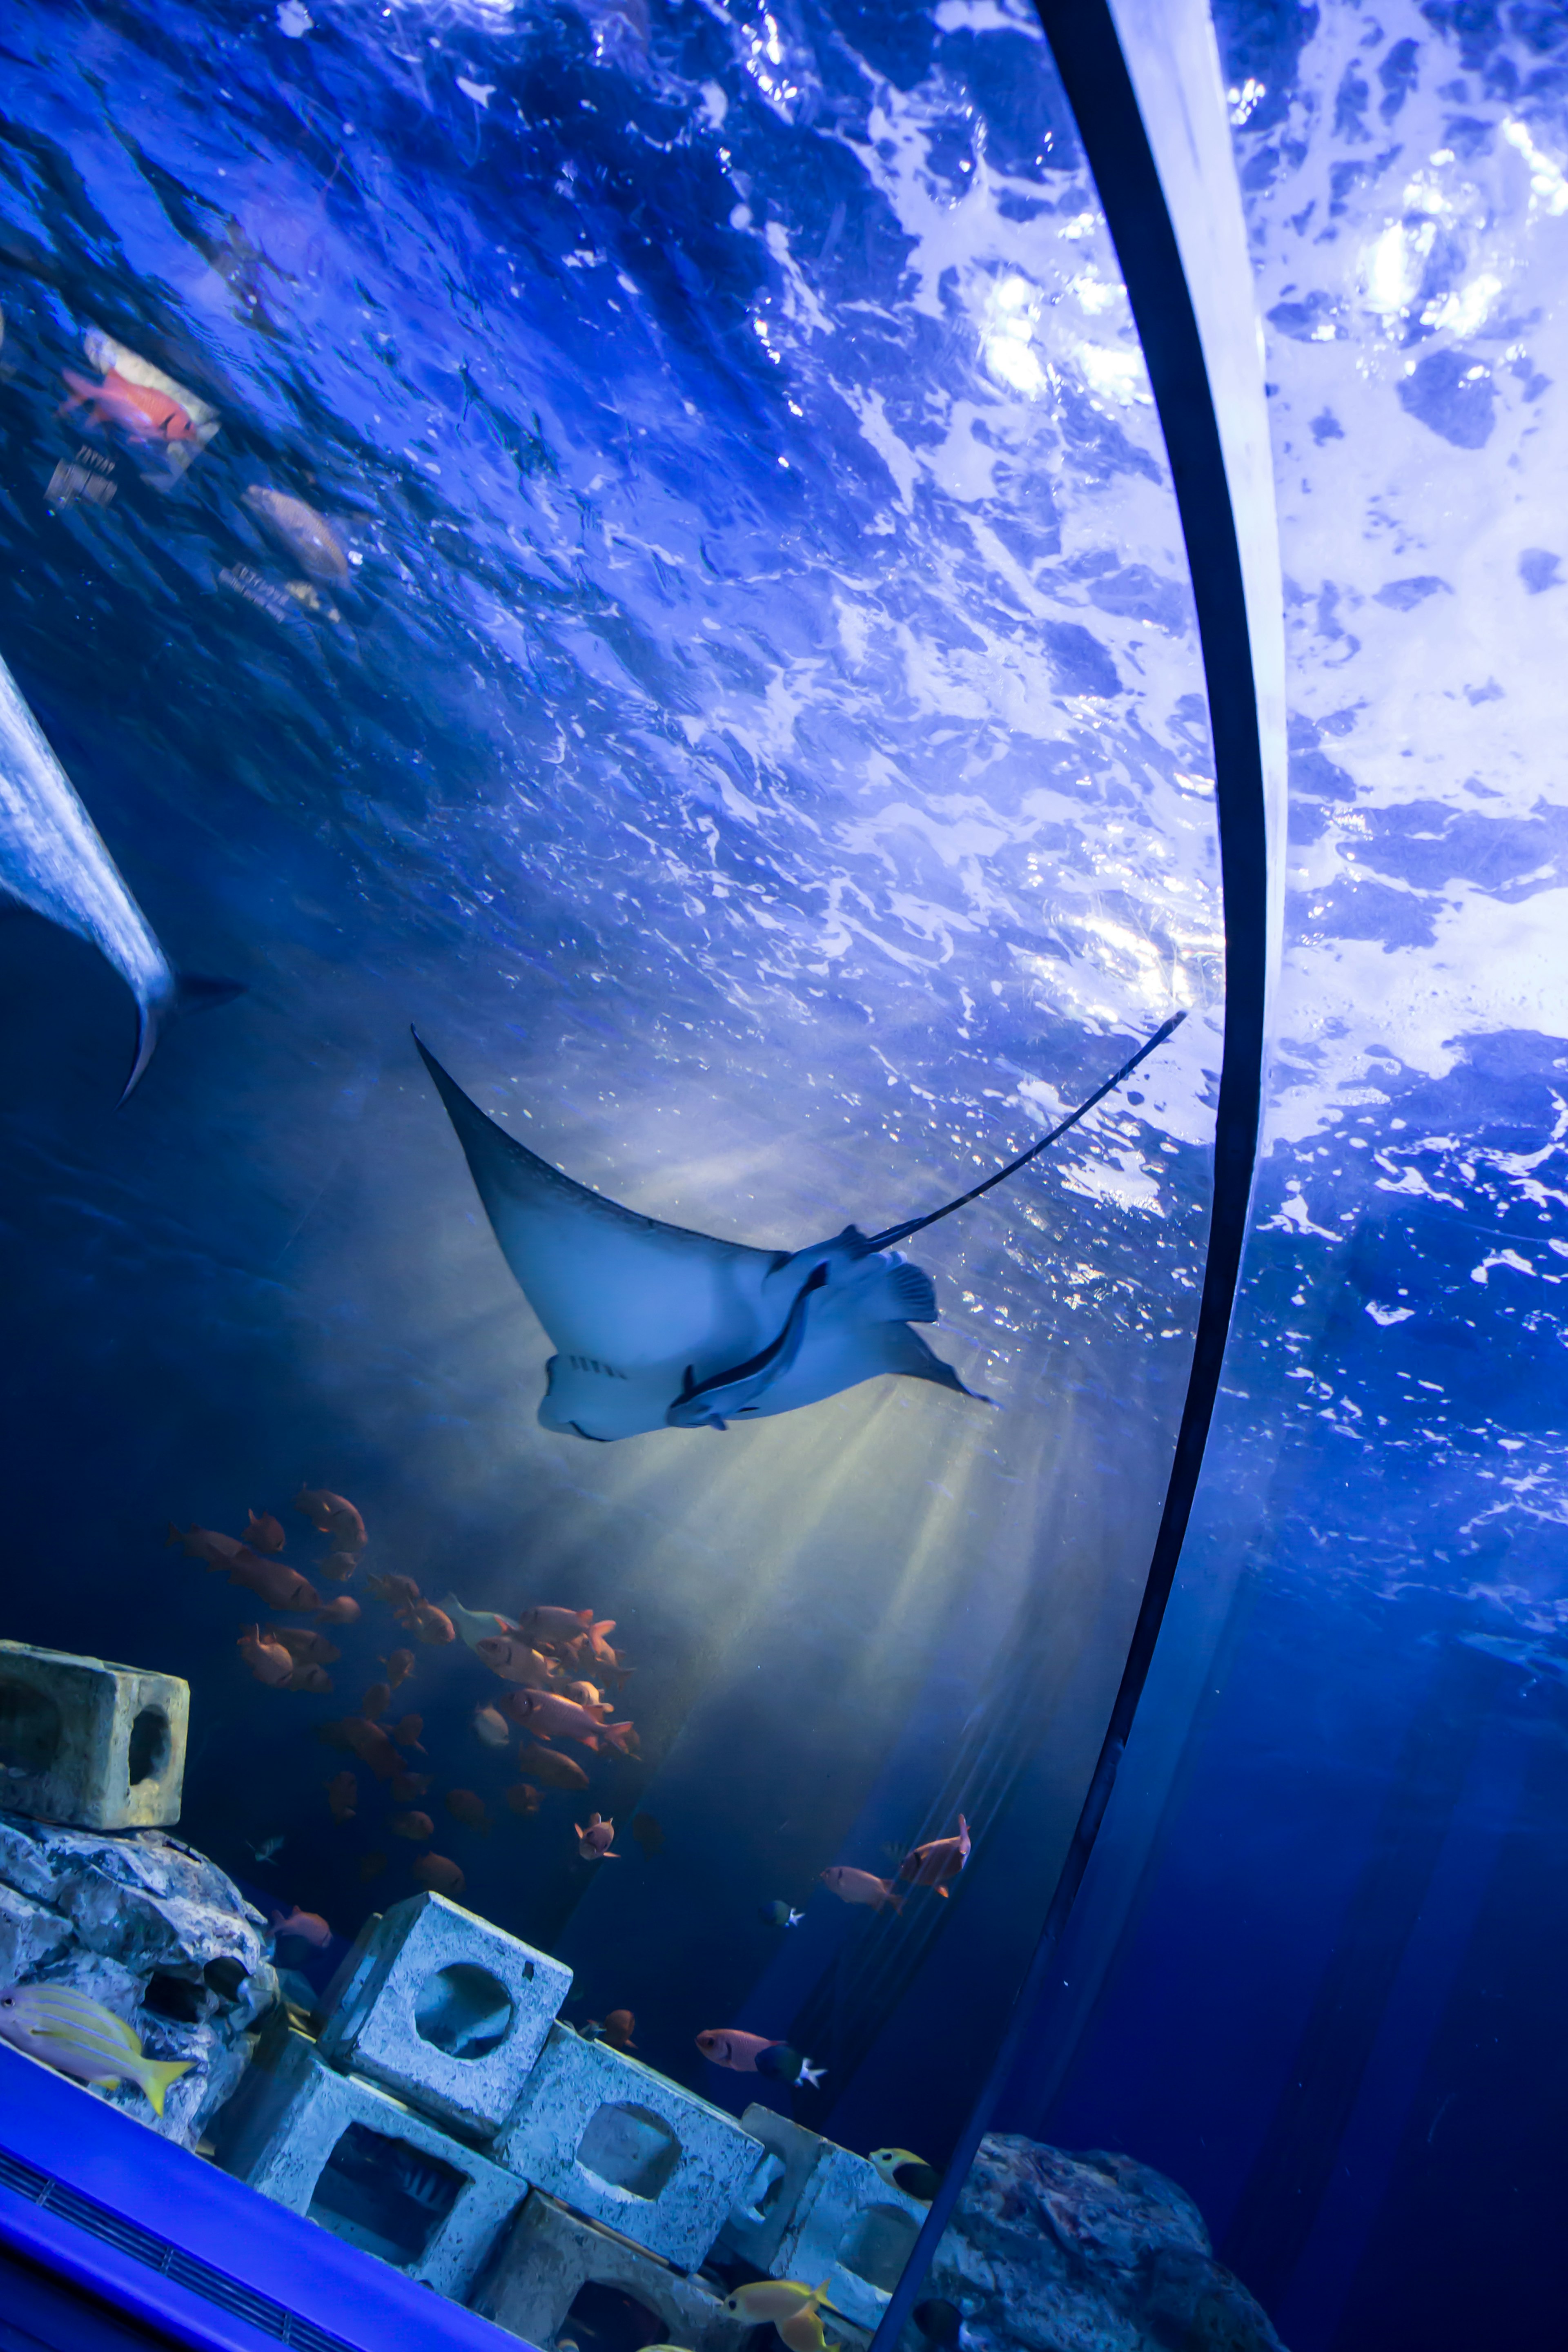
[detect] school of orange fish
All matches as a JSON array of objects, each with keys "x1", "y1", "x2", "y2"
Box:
[{"x1": 172, "y1": 1485, "x2": 971, "y2": 2091}]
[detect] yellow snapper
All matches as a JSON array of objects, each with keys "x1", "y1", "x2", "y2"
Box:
[
  {"x1": 724, "y1": 2282, "x2": 831, "y2": 2325},
  {"x1": 777, "y1": 2295, "x2": 838, "y2": 2352},
  {"x1": 0, "y1": 1984, "x2": 192, "y2": 2116}
]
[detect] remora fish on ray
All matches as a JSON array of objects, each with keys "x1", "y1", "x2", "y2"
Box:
[
  {"x1": 413, "y1": 1014, "x2": 1184, "y2": 1444},
  {"x1": 0, "y1": 647, "x2": 238, "y2": 1095}
]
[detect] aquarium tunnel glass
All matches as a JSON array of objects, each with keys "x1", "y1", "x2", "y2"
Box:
[{"x1": 0, "y1": 0, "x2": 1558, "y2": 2348}]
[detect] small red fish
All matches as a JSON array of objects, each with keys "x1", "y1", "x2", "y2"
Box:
[
  {"x1": 293, "y1": 1488, "x2": 366, "y2": 1552},
  {"x1": 168, "y1": 1524, "x2": 259, "y2": 1574},
  {"x1": 564, "y1": 1679, "x2": 604, "y2": 1709},
  {"x1": 519, "y1": 1744, "x2": 589, "y2": 1792},
  {"x1": 243, "y1": 1510, "x2": 287, "y2": 1554},
  {"x1": 445, "y1": 1788, "x2": 490, "y2": 1834},
  {"x1": 506, "y1": 1782, "x2": 542, "y2": 1816},
  {"x1": 382, "y1": 1648, "x2": 415, "y2": 1689},
  {"x1": 820, "y1": 1865, "x2": 903, "y2": 1914},
  {"x1": 390, "y1": 1810, "x2": 434, "y2": 1841},
  {"x1": 62, "y1": 364, "x2": 194, "y2": 441},
  {"x1": 318, "y1": 1717, "x2": 401, "y2": 1780},
  {"x1": 313, "y1": 1595, "x2": 361, "y2": 1627},
  {"x1": 286, "y1": 1663, "x2": 333, "y2": 1695},
  {"x1": 574, "y1": 1813, "x2": 618, "y2": 1860},
  {"x1": 270, "y1": 1906, "x2": 330, "y2": 1949},
  {"x1": 412, "y1": 1853, "x2": 465, "y2": 1896},
  {"x1": 390, "y1": 1769, "x2": 431, "y2": 1803},
  {"x1": 696, "y1": 2030, "x2": 825, "y2": 2086},
  {"x1": 319, "y1": 1551, "x2": 361, "y2": 1584},
  {"x1": 601, "y1": 2008, "x2": 636, "y2": 2050},
  {"x1": 325, "y1": 1770, "x2": 357, "y2": 1823},
  {"x1": 405, "y1": 1603, "x2": 454, "y2": 1647},
  {"x1": 168, "y1": 1524, "x2": 320, "y2": 1611},
  {"x1": 514, "y1": 1605, "x2": 611, "y2": 1657},
  {"x1": 366, "y1": 1572, "x2": 421, "y2": 1611},
  {"x1": 361, "y1": 1683, "x2": 392, "y2": 1722},
  {"x1": 276, "y1": 1627, "x2": 340, "y2": 1666},
  {"x1": 476, "y1": 1636, "x2": 559, "y2": 1688},
  {"x1": 238, "y1": 1625, "x2": 292, "y2": 1688},
  {"x1": 511, "y1": 1690, "x2": 628, "y2": 1750},
  {"x1": 392, "y1": 1714, "x2": 424, "y2": 1750},
  {"x1": 898, "y1": 1816, "x2": 971, "y2": 1897}
]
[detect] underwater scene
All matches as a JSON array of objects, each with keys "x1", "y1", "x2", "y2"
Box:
[{"x1": 0, "y1": 0, "x2": 1563, "y2": 2347}]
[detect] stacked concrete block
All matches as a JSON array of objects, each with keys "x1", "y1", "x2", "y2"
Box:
[
  {"x1": 717, "y1": 2106, "x2": 927, "y2": 2330},
  {"x1": 473, "y1": 2189, "x2": 755, "y2": 2352},
  {"x1": 215, "y1": 2022, "x2": 526, "y2": 2296},
  {"x1": 497, "y1": 2024, "x2": 769, "y2": 2268},
  {"x1": 316, "y1": 1891, "x2": 572, "y2": 2140},
  {"x1": 0, "y1": 1642, "x2": 187, "y2": 1830}
]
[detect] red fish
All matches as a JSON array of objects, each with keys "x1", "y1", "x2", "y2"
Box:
[
  {"x1": 168, "y1": 1524, "x2": 259, "y2": 1574},
  {"x1": 286, "y1": 1663, "x2": 333, "y2": 1695},
  {"x1": 898, "y1": 1817, "x2": 971, "y2": 1897},
  {"x1": 62, "y1": 364, "x2": 194, "y2": 441},
  {"x1": 325, "y1": 1770, "x2": 357, "y2": 1823},
  {"x1": 169, "y1": 1525, "x2": 320, "y2": 1611},
  {"x1": 412, "y1": 1853, "x2": 465, "y2": 1896},
  {"x1": 276, "y1": 1627, "x2": 340, "y2": 1666},
  {"x1": 319, "y1": 1552, "x2": 361, "y2": 1584},
  {"x1": 696, "y1": 2030, "x2": 825, "y2": 2087},
  {"x1": 390, "y1": 1769, "x2": 431, "y2": 1803},
  {"x1": 564, "y1": 1679, "x2": 604, "y2": 1709},
  {"x1": 238, "y1": 1625, "x2": 292, "y2": 1687},
  {"x1": 361, "y1": 1683, "x2": 391, "y2": 1722},
  {"x1": 243, "y1": 1510, "x2": 287, "y2": 1554},
  {"x1": 445, "y1": 1789, "x2": 490, "y2": 1834},
  {"x1": 318, "y1": 1717, "x2": 401, "y2": 1780},
  {"x1": 601, "y1": 2009, "x2": 635, "y2": 2050},
  {"x1": 518, "y1": 1744, "x2": 588, "y2": 1792},
  {"x1": 476, "y1": 1636, "x2": 559, "y2": 1688},
  {"x1": 293, "y1": 1488, "x2": 366, "y2": 1552},
  {"x1": 405, "y1": 1603, "x2": 454, "y2": 1647},
  {"x1": 390, "y1": 1810, "x2": 434, "y2": 1841},
  {"x1": 314, "y1": 1595, "x2": 361, "y2": 1627},
  {"x1": 269, "y1": 1906, "x2": 330, "y2": 1949},
  {"x1": 514, "y1": 1606, "x2": 611, "y2": 1657},
  {"x1": 574, "y1": 1813, "x2": 618, "y2": 1860},
  {"x1": 820, "y1": 1865, "x2": 903, "y2": 1914},
  {"x1": 392, "y1": 1714, "x2": 424, "y2": 1750},
  {"x1": 367, "y1": 1572, "x2": 421, "y2": 1611},
  {"x1": 510, "y1": 1690, "x2": 630, "y2": 1751},
  {"x1": 382, "y1": 1648, "x2": 415, "y2": 1689},
  {"x1": 506, "y1": 1782, "x2": 542, "y2": 1815}
]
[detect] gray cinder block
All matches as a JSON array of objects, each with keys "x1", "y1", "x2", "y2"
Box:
[
  {"x1": 214, "y1": 2022, "x2": 526, "y2": 2296},
  {"x1": 472, "y1": 2187, "x2": 753, "y2": 2352},
  {"x1": 316, "y1": 1891, "x2": 571, "y2": 2138},
  {"x1": 0, "y1": 1644, "x2": 187, "y2": 1831},
  {"x1": 497, "y1": 2024, "x2": 768, "y2": 2268},
  {"x1": 719, "y1": 2106, "x2": 927, "y2": 2330}
]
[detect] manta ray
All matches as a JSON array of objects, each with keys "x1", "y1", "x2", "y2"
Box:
[{"x1": 415, "y1": 1014, "x2": 1183, "y2": 1443}]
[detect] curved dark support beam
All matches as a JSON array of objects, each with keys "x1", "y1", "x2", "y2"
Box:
[{"x1": 869, "y1": 6, "x2": 1272, "y2": 2344}]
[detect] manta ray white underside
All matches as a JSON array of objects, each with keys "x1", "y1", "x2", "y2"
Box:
[{"x1": 415, "y1": 1037, "x2": 976, "y2": 1442}]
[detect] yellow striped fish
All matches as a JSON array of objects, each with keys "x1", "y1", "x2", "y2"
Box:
[{"x1": 0, "y1": 1983, "x2": 192, "y2": 2116}]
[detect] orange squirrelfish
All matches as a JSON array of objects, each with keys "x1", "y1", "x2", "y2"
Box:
[
  {"x1": 898, "y1": 1815, "x2": 971, "y2": 1897},
  {"x1": 238, "y1": 1625, "x2": 292, "y2": 1687},
  {"x1": 519, "y1": 1743, "x2": 589, "y2": 1791},
  {"x1": 243, "y1": 1510, "x2": 287, "y2": 1553},
  {"x1": 405, "y1": 1602, "x2": 454, "y2": 1647},
  {"x1": 412, "y1": 1853, "x2": 465, "y2": 1895},
  {"x1": 819, "y1": 1865, "x2": 903, "y2": 1914},
  {"x1": 512, "y1": 1690, "x2": 633, "y2": 1752},
  {"x1": 695, "y1": 2030, "x2": 825, "y2": 2087},
  {"x1": 276, "y1": 1627, "x2": 340, "y2": 1666},
  {"x1": 314, "y1": 1594, "x2": 361, "y2": 1627},
  {"x1": 293, "y1": 1488, "x2": 366, "y2": 1552},
  {"x1": 270, "y1": 1906, "x2": 331, "y2": 1949},
  {"x1": 475, "y1": 1636, "x2": 559, "y2": 1689},
  {"x1": 319, "y1": 1551, "x2": 361, "y2": 1584},
  {"x1": 574, "y1": 1813, "x2": 619, "y2": 1859},
  {"x1": 62, "y1": 365, "x2": 194, "y2": 442},
  {"x1": 506, "y1": 1782, "x2": 542, "y2": 1815},
  {"x1": 383, "y1": 1648, "x2": 415, "y2": 1689},
  {"x1": 514, "y1": 1605, "x2": 612, "y2": 1655},
  {"x1": 390, "y1": 1810, "x2": 434, "y2": 1841}
]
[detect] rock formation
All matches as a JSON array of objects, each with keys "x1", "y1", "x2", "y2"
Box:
[
  {"x1": 0, "y1": 1809, "x2": 277, "y2": 2147},
  {"x1": 921, "y1": 2135, "x2": 1285, "y2": 2352}
]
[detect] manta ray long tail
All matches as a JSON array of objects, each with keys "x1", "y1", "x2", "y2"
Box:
[{"x1": 866, "y1": 1011, "x2": 1187, "y2": 1251}]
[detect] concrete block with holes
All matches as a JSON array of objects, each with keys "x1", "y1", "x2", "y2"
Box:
[
  {"x1": 494, "y1": 2024, "x2": 769, "y2": 2268},
  {"x1": 472, "y1": 2189, "x2": 757, "y2": 2352},
  {"x1": 213, "y1": 2021, "x2": 526, "y2": 2296},
  {"x1": 0, "y1": 1643, "x2": 187, "y2": 1831},
  {"x1": 717, "y1": 2105, "x2": 927, "y2": 2330},
  {"x1": 315, "y1": 1891, "x2": 571, "y2": 2139}
]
